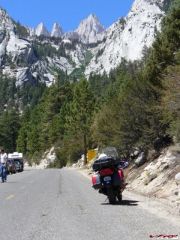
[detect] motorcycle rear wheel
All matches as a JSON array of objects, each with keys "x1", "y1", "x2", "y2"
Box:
[
  {"x1": 107, "y1": 188, "x2": 116, "y2": 204},
  {"x1": 117, "y1": 192, "x2": 122, "y2": 202}
]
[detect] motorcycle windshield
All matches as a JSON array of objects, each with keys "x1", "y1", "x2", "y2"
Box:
[{"x1": 100, "y1": 147, "x2": 119, "y2": 160}]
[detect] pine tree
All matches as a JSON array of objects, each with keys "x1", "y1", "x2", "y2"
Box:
[
  {"x1": 0, "y1": 110, "x2": 20, "y2": 152},
  {"x1": 65, "y1": 79, "x2": 95, "y2": 164}
]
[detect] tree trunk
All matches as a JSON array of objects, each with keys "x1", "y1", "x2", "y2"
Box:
[{"x1": 83, "y1": 134, "x2": 87, "y2": 165}]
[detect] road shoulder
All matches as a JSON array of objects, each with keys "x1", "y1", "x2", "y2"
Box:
[{"x1": 73, "y1": 166, "x2": 180, "y2": 227}]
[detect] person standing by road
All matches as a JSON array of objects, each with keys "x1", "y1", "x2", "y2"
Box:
[{"x1": 0, "y1": 149, "x2": 8, "y2": 182}]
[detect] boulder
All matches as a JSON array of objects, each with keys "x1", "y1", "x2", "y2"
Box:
[
  {"x1": 175, "y1": 172, "x2": 180, "y2": 184},
  {"x1": 134, "y1": 152, "x2": 146, "y2": 167},
  {"x1": 147, "y1": 150, "x2": 159, "y2": 161},
  {"x1": 143, "y1": 171, "x2": 158, "y2": 185}
]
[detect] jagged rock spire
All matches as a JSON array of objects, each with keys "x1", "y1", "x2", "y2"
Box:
[{"x1": 51, "y1": 22, "x2": 63, "y2": 38}]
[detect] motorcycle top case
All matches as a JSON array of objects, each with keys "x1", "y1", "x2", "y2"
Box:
[{"x1": 92, "y1": 156, "x2": 116, "y2": 171}]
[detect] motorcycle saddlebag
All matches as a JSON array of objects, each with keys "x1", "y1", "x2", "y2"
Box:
[
  {"x1": 92, "y1": 156, "x2": 116, "y2": 171},
  {"x1": 112, "y1": 170, "x2": 124, "y2": 186},
  {"x1": 92, "y1": 173, "x2": 102, "y2": 189}
]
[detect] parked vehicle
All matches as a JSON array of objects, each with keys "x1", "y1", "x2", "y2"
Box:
[
  {"x1": 6, "y1": 159, "x2": 16, "y2": 174},
  {"x1": 14, "y1": 159, "x2": 24, "y2": 172},
  {"x1": 92, "y1": 149, "x2": 127, "y2": 204},
  {"x1": 8, "y1": 152, "x2": 24, "y2": 172}
]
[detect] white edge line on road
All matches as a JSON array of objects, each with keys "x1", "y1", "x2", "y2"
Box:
[{"x1": 6, "y1": 194, "x2": 15, "y2": 200}]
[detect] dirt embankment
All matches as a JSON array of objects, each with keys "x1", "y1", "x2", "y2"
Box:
[{"x1": 125, "y1": 145, "x2": 180, "y2": 215}]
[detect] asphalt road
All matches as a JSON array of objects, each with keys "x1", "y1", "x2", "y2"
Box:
[{"x1": 0, "y1": 168, "x2": 179, "y2": 240}]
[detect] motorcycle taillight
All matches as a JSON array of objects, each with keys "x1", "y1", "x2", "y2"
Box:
[{"x1": 99, "y1": 168, "x2": 114, "y2": 176}]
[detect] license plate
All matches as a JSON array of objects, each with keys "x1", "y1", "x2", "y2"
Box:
[{"x1": 104, "y1": 176, "x2": 111, "y2": 182}]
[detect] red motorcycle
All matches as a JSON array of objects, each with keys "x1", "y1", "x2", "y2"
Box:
[{"x1": 92, "y1": 156, "x2": 127, "y2": 204}]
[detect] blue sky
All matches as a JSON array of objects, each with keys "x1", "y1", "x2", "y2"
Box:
[{"x1": 0, "y1": 0, "x2": 134, "y2": 31}]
